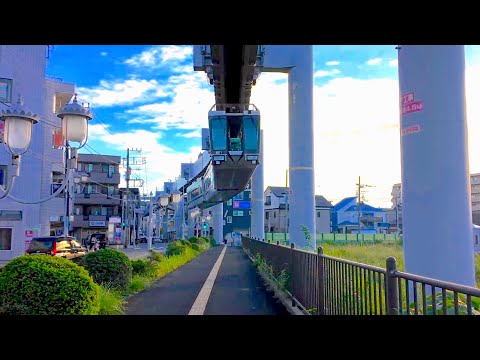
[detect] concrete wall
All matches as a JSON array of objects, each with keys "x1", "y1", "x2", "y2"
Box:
[{"x1": 0, "y1": 46, "x2": 47, "y2": 262}]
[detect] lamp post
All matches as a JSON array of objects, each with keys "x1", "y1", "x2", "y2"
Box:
[
  {"x1": 0, "y1": 94, "x2": 92, "y2": 205},
  {"x1": 57, "y1": 93, "x2": 92, "y2": 236}
]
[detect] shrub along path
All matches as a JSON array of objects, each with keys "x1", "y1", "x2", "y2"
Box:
[{"x1": 125, "y1": 246, "x2": 283, "y2": 315}]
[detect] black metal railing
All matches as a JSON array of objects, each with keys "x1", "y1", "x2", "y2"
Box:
[{"x1": 242, "y1": 236, "x2": 480, "y2": 315}]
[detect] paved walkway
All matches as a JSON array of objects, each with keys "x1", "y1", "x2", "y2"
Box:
[{"x1": 125, "y1": 245, "x2": 286, "y2": 315}]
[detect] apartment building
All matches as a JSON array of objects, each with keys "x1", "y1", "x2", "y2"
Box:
[{"x1": 71, "y1": 153, "x2": 121, "y2": 243}]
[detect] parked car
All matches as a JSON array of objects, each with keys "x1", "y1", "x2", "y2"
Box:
[
  {"x1": 26, "y1": 236, "x2": 88, "y2": 260},
  {"x1": 137, "y1": 236, "x2": 148, "y2": 243},
  {"x1": 152, "y1": 236, "x2": 162, "y2": 244}
]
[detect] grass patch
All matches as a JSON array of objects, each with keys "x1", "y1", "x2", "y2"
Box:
[
  {"x1": 98, "y1": 237, "x2": 210, "y2": 315},
  {"x1": 98, "y1": 286, "x2": 125, "y2": 315}
]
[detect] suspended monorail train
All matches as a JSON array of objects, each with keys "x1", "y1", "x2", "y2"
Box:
[{"x1": 186, "y1": 104, "x2": 261, "y2": 209}]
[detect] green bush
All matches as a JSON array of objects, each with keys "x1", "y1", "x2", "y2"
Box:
[
  {"x1": 0, "y1": 255, "x2": 100, "y2": 315},
  {"x1": 188, "y1": 237, "x2": 202, "y2": 244},
  {"x1": 80, "y1": 249, "x2": 132, "y2": 290},
  {"x1": 189, "y1": 243, "x2": 201, "y2": 252},
  {"x1": 131, "y1": 259, "x2": 149, "y2": 276},
  {"x1": 165, "y1": 241, "x2": 187, "y2": 257}
]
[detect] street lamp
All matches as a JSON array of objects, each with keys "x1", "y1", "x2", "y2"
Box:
[
  {"x1": 57, "y1": 93, "x2": 92, "y2": 148},
  {"x1": 0, "y1": 95, "x2": 38, "y2": 199},
  {"x1": 0, "y1": 94, "x2": 93, "y2": 203}
]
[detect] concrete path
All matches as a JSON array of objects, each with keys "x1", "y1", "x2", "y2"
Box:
[{"x1": 125, "y1": 245, "x2": 285, "y2": 315}]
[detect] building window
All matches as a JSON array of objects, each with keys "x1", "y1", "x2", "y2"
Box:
[
  {"x1": 75, "y1": 207, "x2": 81, "y2": 215},
  {"x1": 0, "y1": 228, "x2": 12, "y2": 250},
  {"x1": 273, "y1": 211, "x2": 276, "y2": 219},
  {"x1": 227, "y1": 199, "x2": 232, "y2": 206},
  {"x1": 476, "y1": 235, "x2": 479, "y2": 245},
  {"x1": 0, "y1": 78, "x2": 13, "y2": 103},
  {"x1": 317, "y1": 211, "x2": 321, "y2": 218},
  {"x1": 233, "y1": 210, "x2": 244, "y2": 216},
  {"x1": 86, "y1": 164, "x2": 93, "y2": 173},
  {"x1": 108, "y1": 165, "x2": 114, "y2": 178},
  {"x1": 102, "y1": 164, "x2": 108, "y2": 173},
  {"x1": 101, "y1": 207, "x2": 107, "y2": 216},
  {"x1": 107, "y1": 186, "x2": 114, "y2": 196},
  {"x1": 266, "y1": 212, "x2": 269, "y2": 220},
  {"x1": 77, "y1": 163, "x2": 83, "y2": 171},
  {"x1": 227, "y1": 216, "x2": 232, "y2": 223},
  {"x1": 265, "y1": 196, "x2": 271, "y2": 205}
]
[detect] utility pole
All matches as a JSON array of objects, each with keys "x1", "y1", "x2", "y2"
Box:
[
  {"x1": 124, "y1": 148, "x2": 130, "y2": 248},
  {"x1": 356, "y1": 176, "x2": 361, "y2": 235},
  {"x1": 285, "y1": 169, "x2": 289, "y2": 234},
  {"x1": 147, "y1": 191, "x2": 153, "y2": 250},
  {"x1": 123, "y1": 148, "x2": 144, "y2": 248},
  {"x1": 355, "y1": 176, "x2": 375, "y2": 234}
]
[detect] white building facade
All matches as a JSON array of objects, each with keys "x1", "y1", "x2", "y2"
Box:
[{"x1": 0, "y1": 45, "x2": 73, "y2": 264}]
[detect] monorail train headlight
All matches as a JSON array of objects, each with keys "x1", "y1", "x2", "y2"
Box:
[
  {"x1": 213, "y1": 155, "x2": 226, "y2": 164},
  {"x1": 246, "y1": 155, "x2": 258, "y2": 163}
]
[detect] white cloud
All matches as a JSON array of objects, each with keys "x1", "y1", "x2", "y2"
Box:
[
  {"x1": 126, "y1": 72, "x2": 214, "y2": 130},
  {"x1": 314, "y1": 69, "x2": 341, "y2": 78},
  {"x1": 176, "y1": 130, "x2": 201, "y2": 138},
  {"x1": 125, "y1": 45, "x2": 192, "y2": 68},
  {"x1": 77, "y1": 79, "x2": 169, "y2": 107},
  {"x1": 326, "y1": 61, "x2": 340, "y2": 66},
  {"x1": 389, "y1": 59, "x2": 398, "y2": 67},
  {"x1": 366, "y1": 57, "x2": 383, "y2": 65},
  {"x1": 100, "y1": 52, "x2": 108, "y2": 57}
]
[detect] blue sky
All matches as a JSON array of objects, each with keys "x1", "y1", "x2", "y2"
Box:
[{"x1": 46, "y1": 45, "x2": 480, "y2": 208}]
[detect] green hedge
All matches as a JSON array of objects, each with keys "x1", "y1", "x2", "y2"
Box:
[
  {"x1": 0, "y1": 255, "x2": 100, "y2": 315},
  {"x1": 80, "y1": 249, "x2": 132, "y2": 290},
  {"x1": 165, "y1": 241, "x2": 187, "y2": 257}
]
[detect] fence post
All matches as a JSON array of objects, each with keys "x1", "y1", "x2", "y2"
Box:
[
  {"x1": 276, "y1": 240, "x2": 279, "y2": 245},
  {"x1": 317, "y1": 246, "x2": 325, "y2": 315},
  {"x1": 290, "y1": 242, "x2": 295, "y2": 307},
  {"x1": 385, "y1": 257, "x2": 399, "y2": 315}
]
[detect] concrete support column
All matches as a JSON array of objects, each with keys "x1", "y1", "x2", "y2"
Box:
[
  {"x1": 399, "y1": 45, "x2": 475, "y2": 286},
  {"x1": 212, "y1": 202, "x2": 223, "y2": 244},
  {"x1": 162, "y1": 209, "x2": 168, "y2": 241},
  {"x1": 288, "y1": 46, "x2": 316, "y2": 250},
  {"x1": 251, "y1": 130, "x2": 264, "y2": 240},
  {"x1": 187, "y1": 208, "x2": 194, "y2": 238}
]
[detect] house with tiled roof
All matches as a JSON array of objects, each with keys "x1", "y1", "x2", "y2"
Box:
[
  {"x1": 331, "y1": 196, "x2": 388, "y2": 234},
  {"x1": 264, "y1": 186, "x2": 332, "y2": 233}
]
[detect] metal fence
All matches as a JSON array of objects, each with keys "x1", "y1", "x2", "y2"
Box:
[
  {"x1": 264, "y1": 232, "x2": 402, "y2": 244},
  {"x1": 242, "y1": 236, "x2": 480, "y2": 315}
]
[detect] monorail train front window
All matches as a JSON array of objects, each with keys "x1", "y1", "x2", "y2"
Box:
[
  {"x1": 209, "y1": 116, "x2": 227, "y2": 151},
  {"x1": 243, "y1": 116, "x2": 260, "y2": 153}
]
